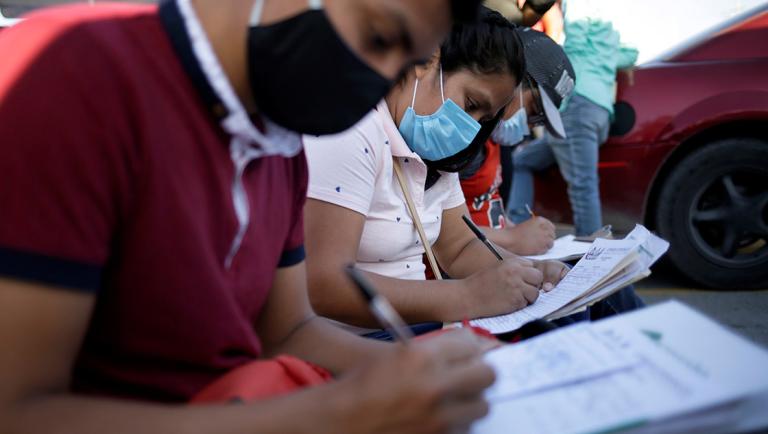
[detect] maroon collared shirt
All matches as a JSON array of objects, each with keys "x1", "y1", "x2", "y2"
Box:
[{"x1": 0, "y1": 3, "x2": 306, "y2": 402}]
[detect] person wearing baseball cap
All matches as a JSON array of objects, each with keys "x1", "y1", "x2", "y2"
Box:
[
  {"x1": 459, "y1": 26, "x2": 574, "y2": 256},
  {"x1": 507, "y1": 2, "x2": 639, "y2": 236}
]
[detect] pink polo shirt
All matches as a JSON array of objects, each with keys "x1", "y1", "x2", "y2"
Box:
[{"x1": 305, "y1": 100, "x2": 466, "y2": 281}]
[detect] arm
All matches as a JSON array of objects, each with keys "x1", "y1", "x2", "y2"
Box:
[
  {"x1": 616, "y1": 44, "x2": 639, "y2": 70},
  {"x1": 305, "y1": 197, "x2": 545, "y2": 326},
  {"x1": 255, "y1": 261, "x2": 392, "y2": 375},
  {"x1": 540, "y1": 3, "x2": 564, "y2": 43},
  {"x1": 305, "y1": 198, "x2": 472, "y2": 326},
  {"x1": 0, "y1": 277, "x2": 357, "y2": 434},
  {"x1": 0, "y1": 277, "x2": 494, "y2": 434}
]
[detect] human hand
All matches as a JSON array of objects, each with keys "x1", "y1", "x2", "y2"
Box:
[
  {"x1": 461, "y1": 259, "x2": 544, "y2": 318},
  {"x1": 505, "y1": 217, "x2": 556, "y2": 256},
  {"x1": 533, "y1": 260, "x2": 569, "y2": 291},
  {"x1": 337, "y1": 329, "x2": 495, "y2": 434}
]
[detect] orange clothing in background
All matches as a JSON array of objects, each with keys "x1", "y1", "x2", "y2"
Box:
[{"x1": 460, "y1": 140, "x2": 506, "y2": 229}]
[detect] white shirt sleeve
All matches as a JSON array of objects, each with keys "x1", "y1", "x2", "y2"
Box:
[
  {"x1": 443, "y1": 172, "x2": 469, "y2": 211},
  {"x1": 304, "y1": 113, "x2": 383, "y2": 216}
]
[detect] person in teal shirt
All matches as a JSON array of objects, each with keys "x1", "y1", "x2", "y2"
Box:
[{"x1": 507, "y1": 1, "x2": 638, "y2": 236}]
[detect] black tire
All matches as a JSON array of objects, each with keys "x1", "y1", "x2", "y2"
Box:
[{"x1": 655, "y1": 137, "x2": 768, "y2": 290}]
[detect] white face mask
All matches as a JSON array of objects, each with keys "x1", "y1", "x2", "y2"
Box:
[{"x1": 491, "y1": 86, "x2": 530, "y2": 146}]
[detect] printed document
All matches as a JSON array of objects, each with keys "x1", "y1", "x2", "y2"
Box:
[
  {"x1": 467, "y1": 225, "x2": 668, "y2": 334},
  {"x1": 472, "y1": 301, "x2": 768, "y2": 434}
]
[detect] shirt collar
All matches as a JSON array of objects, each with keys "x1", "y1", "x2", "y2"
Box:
[
  {"x1": 158, "y1": 0, "x2": 302, "y2": 158},
  {"x1": 375, "y1": 99, "x2": 420, "y2": 159}
]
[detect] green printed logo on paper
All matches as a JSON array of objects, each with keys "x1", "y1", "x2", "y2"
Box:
[{"x1": 641, "y1": 329, "x2": 663, "y2": 343}]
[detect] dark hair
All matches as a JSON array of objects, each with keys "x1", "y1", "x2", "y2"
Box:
[
  {"x1": 439, "y1": 7, "x2": 525, "y2": 85},
  {"x1": 450, "y1": 0, "x2": 484, "y2": 23}
]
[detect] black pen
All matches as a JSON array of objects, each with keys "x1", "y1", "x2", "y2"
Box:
[
  {"x1": 462, "y1": 215, "x2": 504, "y2": 261},
  {"x1": 346, "y1": 265, "x2": 414, "y2": 343}
]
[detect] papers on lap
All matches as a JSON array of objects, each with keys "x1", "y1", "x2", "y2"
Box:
[
  {"x1": 472, "y1": 301, "x2": 768, "y2": 434},
  {"x1": 468, "y1": 225, "x2": 669, "y2": 334},
  {"x1": 523, "y1": 234, "x2": 592, "y2": 262}
]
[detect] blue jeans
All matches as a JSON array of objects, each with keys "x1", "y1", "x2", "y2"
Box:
[{"x1": 508, "y1": 94, "x2": 611, "y2": 236}]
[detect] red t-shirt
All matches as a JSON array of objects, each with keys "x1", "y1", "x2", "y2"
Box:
[
  {"x1": 0, "y1": 4, "x2": 307, "y2": 402},
  {"x1": 460, "y1": 140, "x2": 506, "y2": 229}
]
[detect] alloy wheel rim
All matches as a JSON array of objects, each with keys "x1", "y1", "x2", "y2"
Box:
[{"x1": 687, "y1": 168, "x2": 768, "y2": 268}]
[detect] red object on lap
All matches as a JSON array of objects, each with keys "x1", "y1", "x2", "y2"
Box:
[{"x1": 190, "y1": 356, "x2": 333, "y2": 404}]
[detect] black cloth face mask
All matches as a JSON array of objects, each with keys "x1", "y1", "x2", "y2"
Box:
[{"x1": 248, "y1": 2, "x2": 393, "y2": 135}]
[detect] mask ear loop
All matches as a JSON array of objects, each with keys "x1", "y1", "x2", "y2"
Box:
[
  {"x1": 249, "y1": 0, "x2": 265, "y2": 25},
  {"x1": 439, "y1": 65, "x2": 446, "y2": 103},
  {"x1": 411, "y1": 62, "x2": 443, "y2": 109},
  {"x1": 410, "y1": 79, "x2": 419, "y2": 108}
]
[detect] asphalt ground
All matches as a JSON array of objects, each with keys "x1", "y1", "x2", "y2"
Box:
[{"x1": 635, "y1": 261, "x2": 768, "y2": 349}]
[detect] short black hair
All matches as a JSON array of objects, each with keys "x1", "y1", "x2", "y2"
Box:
[
  {"x1": 439, "y1": 7, "x2": 525, "y2": 85},
  {"x1": 450, "y1": 0, "x2": 484, "y2": 23}
]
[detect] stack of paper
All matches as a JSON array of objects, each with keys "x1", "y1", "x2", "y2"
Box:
[
  {"x1": 523, "y1": 235, "x2": 593, "y2": 262},
  {"x1": 469, "y1": 225, "x2": 669, "y2": 334},
  {"x1": 472, "y1": 301, "x2": 768, "y2": 434}
]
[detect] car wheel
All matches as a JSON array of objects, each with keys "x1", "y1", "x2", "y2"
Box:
[{"x1": 655, "y1": 137, "x2": 768, "y2": 290}]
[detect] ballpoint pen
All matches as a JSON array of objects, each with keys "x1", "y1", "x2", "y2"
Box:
[
  {"x1": 346, "y1": 265, "x2": 414, "y2": 343},
  {"x1": 461, "y1": 215, "x2": 504, "y2": 261}
]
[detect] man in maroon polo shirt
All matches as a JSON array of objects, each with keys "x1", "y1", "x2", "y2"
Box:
[{"x1": 0, "y1": 1, "x2": 495, "y2": 433}]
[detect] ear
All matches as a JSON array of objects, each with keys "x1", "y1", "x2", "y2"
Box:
[{"x1": 413, "y1": 49, "x2": 441, "y2": 80}]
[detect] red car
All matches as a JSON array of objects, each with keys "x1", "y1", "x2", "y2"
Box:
[{"x1": 534, "y1": 4, "x2": 768, "y2": 289}]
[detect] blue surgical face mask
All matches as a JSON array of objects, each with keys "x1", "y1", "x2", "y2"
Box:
[
  {"x1": 398, "y1": 67, "x2": 481, "y2": 161},
  {"x1": 491, "y1": 87, "x2": 530, "y2": 146}
]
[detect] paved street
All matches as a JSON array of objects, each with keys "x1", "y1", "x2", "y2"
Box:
[{"x1": 636, "y1": 262, "x2": 768, "y2": 349}]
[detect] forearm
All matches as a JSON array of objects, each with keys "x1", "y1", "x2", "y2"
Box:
[
  {"x1": 1, "y1": 383, "x2": 350, "y2": 434},
  {"x1": 309, "y1": 268, "x2": 469, "y2": 326},
  {"x1": 480, "y1": 225, "x2": 517, "y2": 253},
  {"x1": 265, "y1": 315, "x2": 394, "y2": 375},
  {"x1": 441, "y1": 238, "x2": 501, "y2": 279}
]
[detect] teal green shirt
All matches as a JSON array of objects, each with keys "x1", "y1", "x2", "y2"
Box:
[{"x1": 562, "y1": 18, "x2": 638, "y2": 116}]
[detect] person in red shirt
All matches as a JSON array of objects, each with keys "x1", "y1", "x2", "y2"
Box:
[
  {"x1": 460, "y1": 27, "x2": 573, "y2": 256},
  {"x1": 0, "y1": 1, "x2": 496, "y2": 433}
]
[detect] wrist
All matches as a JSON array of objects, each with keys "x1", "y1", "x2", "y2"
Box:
[
  {"x1": 447, "y1": 277, "x2": 477, "y2": 321},
  {"x1": 319, "y1": 378, "x2": 366, "y2": 434},
  {"x1": 500, "y1": 225, "x2": 521, "y2": 252}
]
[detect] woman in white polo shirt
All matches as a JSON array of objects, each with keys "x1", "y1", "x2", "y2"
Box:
[{"x1": 303, "y1": 9, "x2": 571, "y2": 335}]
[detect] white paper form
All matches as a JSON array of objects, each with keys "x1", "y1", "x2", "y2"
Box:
[
  {"x1": 483, "y1": 324, "x2": 639, "y2": 401},
  {"x1": 524, "y1": 235, "x2": 592, "y2": 262},
  {"x1": 473, "y1": 324, "x2": 686, "y2": 434},
  {"x1": 550, "y1": 231, "x2": 669, "y2": 318},
  {"x1": 472, "y1": 302, "x2": 768, "y2": 434},
  {"x1": 469, "y1": 238, "x2": 641, "y2": 334},
  {"x1": 593, "y1": 301, "x2": 768, "y2": 413}
]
